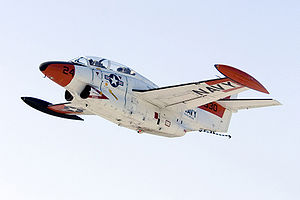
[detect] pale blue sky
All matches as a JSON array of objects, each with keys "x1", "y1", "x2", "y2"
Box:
[{"x1": 0, "y1": 0, "x2": 299, "y2": 199}]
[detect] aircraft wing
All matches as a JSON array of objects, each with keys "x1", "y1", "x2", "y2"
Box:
[
  {"x1": 133, "y1": 77, "x2": 247, "y2": 110},
  {"x1": 133, "y1": 65, "x2": 271, "y2": 111},
  {"x1": 21, "y1": 97, "x2": 94, "y2": 120}
]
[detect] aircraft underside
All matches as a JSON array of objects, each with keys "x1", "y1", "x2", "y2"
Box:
[{"x1": 22, "y1": 56, "x2": 281, "y2": 138}]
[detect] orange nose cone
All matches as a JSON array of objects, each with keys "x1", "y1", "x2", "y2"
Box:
[
  {"x1": 215, "y1": 64, "x2": 269, "y2": 94},
  {"x1": 40, "y1": 61, "x2": 75, "y2": 87}
]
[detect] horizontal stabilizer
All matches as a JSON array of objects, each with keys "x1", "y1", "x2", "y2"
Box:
[
  {"x1": 217, "y1": 98, "x2": 281, "y2": 111},
  {"x1": 21, "y1": 97, "x2": 85, "y2": 120}
]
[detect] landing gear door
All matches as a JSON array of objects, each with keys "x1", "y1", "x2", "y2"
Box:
[{"x1": 92, "y1": 69, "x2": 103, "y2": 90}]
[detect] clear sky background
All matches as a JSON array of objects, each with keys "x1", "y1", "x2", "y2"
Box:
[{"x1": 0, "y1": 0, "x2": 299, "y2": 199}]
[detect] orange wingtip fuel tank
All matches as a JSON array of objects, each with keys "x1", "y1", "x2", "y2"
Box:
[
  {"x1": 215, "y1": 64, "x2": 269, "y2": 94},
  {"x1": 40, "y1": 61, "x2": 75, "y2": 87}
]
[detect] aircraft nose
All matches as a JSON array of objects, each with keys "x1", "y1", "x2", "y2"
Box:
[{"x1": 39, "y1": 61, "x2": 75, "y2": 87}]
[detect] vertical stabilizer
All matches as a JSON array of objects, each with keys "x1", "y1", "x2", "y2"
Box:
[{"x1": 196, "y1": 95, "x2": 237, "y2": 133}]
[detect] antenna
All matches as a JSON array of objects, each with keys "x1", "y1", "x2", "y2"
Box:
[{"x1": 199, "y1": 129, "x2": 231, "y2": 139}]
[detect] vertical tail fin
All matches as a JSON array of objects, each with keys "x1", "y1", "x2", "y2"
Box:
[{"x1": 196, "y1": 95, "x2": 237, "y2": 133}]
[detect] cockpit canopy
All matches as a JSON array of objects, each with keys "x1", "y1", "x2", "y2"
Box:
[{"x1": 70, "y1": 56, "x2": 136, "y2": 76}]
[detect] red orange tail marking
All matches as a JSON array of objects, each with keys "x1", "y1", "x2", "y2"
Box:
[{"x1": 198, "y1": 102, "x2": 226, "y2": 118}]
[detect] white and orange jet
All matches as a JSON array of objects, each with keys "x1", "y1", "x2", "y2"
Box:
[{"x1": 22, "y1": 56, "x2": 281, "y2": 138}]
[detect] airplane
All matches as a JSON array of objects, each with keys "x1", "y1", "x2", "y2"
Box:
[{"x1": 21, "y1": 56, "x2": 281, "y2": 138}]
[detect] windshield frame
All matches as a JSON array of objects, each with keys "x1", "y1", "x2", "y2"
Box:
[{"x1": 70, "y1": 56, "x2": 136, "y2": 76}]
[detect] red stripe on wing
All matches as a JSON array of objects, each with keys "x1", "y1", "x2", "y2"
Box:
[
  {"x1": 48, "y1": 104, "x2": 82, "y2": 114},
  {"x1": 205, "y1": 78, "x2": 230, "y2": 85}
]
